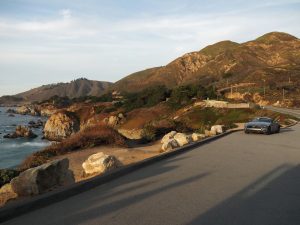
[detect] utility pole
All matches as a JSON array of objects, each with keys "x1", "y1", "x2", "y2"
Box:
[
  {"x1": 263, "y1": 79, "x2": 266, "y2": 98},
  {"x1": 289, "y1": 76, "x2": 291, "y2": 83},
  {"x1": 283, "y1": 88, "x2": 285, "y2": 101},
  {"x1": 231, "y1": 85, "x2": 233, "y2": 97}
]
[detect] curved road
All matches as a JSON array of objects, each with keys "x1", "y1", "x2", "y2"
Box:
[{"x1": 3, "y1": 120, "x2": 300, "y2": 225}]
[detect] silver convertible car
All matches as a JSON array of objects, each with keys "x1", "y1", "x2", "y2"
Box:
[{"x1": 244, "y1": 117, "x2": 280, "y2": 134}]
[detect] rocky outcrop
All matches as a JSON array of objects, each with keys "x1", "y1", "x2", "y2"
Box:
[
  {"x1": 117, "y1": 128, "x2": 143, "y2": 140},
  {"x1": 44, "y1": 111, "x2": 80, "y2": 141},
  {"x1": 40, "y1": 107, "x2": 58, "y2": 117},
  {"x1": 10, "y1": 158, "x2": 74, "y2": 196},
  {"x1": 28, "y1": 119, "x2": 44, "y2": 128},
  {"x1": 82, "y1": 152, "x2": 122, "y2": 175},
  {"x1": 173, "y1": 133, "x2": 192, "y2": 147},
  {"x1": 3, "y1": 126, "x2": 37, "y2": 139},
  {"x1": 15, "y1": 106, "x2": 40, "y2": 116}
]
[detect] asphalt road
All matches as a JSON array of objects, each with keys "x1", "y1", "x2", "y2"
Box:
[
  {"x1": 265, "y1": 106, "x2": 300, "y2": 119},
  {"x1": 4, "y1": 122, "x2": 300, "y2": 225}
]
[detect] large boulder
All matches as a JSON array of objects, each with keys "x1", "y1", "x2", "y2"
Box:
[
  {"x1": 117, "y1": 128, "x2": 143, "y2": 140},
  {"x1": 16, "y1": 106, "x2": 40, "y2": 116},
  {"x1": 0, "y1": 184, "x2": 17, "y2": 205},
  {"x1": 192, "y1": 133, "x2": 206, "y2": 142},
  {"x1": 44, "y1": 111, "x2": 80, "y2": 141},
  {"x1": 10, "y1": 158, "x2": 74, "y2": 196},
  {"x1": 161, "y1": 131, "x2": 177, "y2": 144},
  {"x1": 3, "y1": 126, "x2": 37, "y2": 139},
  {"x1": 211, "y1": 125, "x2": 224, "y2": 135},
  {"x1": 82, "y1": 152, "x2": 122, "y2": 175},
  {"x1": 173, "y1": 133, "x2": 192, "y2": 147},
  {"x1": 161, "y1": 139, "x2": 179, "y2": 152}
]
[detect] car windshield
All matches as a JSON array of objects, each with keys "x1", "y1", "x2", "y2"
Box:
[{"x1": 252, "y1": 118, "x2": 272, "y2": 123}]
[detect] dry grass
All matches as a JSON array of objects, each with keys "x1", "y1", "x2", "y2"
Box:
[
  {"x1": 120, "y1": 103, "x2": 171, "y2": 129},
  {"x1": 20, "y1": 126, "x2": 126, "y2": 170}
]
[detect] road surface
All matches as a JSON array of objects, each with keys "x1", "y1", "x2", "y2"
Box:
[
  {"x1": 265, "y1": 106, "x2": 300, "y2": 119},
  {"x1": 4, "y1": 121, "x2": 300, "y2": 225}
]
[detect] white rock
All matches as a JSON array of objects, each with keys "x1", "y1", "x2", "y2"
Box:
[
  {"x1": 82, "y1": 152, "x2": 122, "y2": 175},
  {"x1": 205, "y1": 130, "x2": 216, "y2": 137},
  {"x1": 192, "y1": 133, "x2": 206, "y2": 142},
  {"x1": 161, "y1": 139, "x2": 179, "y2": 152},
  {"x1": 173, "y1": 133, "x2": 192, "y2": 147},
  {"x1": 161, "y1": 131, "x2": 177, "y2": 144},
  {"x1": 211, "y1": 125, "x2": 224, "y2": 134}
]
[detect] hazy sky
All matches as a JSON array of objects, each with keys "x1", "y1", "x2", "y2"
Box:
[{"x1": 0, "y1": 0, "x2": 300, "y2": 96}]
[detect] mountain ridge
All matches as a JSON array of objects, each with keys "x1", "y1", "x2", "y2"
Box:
[
  {"x1": 0, "y1": 78, "x2": 112, "y2": 104},
  {"x1": 1, "y1": 31, "x2": 299, "y2": 105},
  {"x1": 112, "y1": 31, "x2": 300, "y2": 92}
]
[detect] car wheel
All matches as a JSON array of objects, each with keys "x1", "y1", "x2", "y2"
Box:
[
  {"x1": 265, "y1": 127, "x2": 271, "y2": 135},
  {"x1": 276, "y1": 126, "x2": 280, "y2": 133},
  {"x1": 244, "y1": 130, "x2": 249, "y2": 134}
]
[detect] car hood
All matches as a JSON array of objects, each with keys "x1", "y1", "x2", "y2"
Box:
[{"x1": 246, "y1": 121, "x2": 271, "y2": 127}]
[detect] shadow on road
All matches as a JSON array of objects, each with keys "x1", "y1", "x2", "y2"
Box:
[
  {"x1": 188, "y1": 164, "x2": 300, "y2": 225},
  {"x1": 63, "y1": 172, "x2": 210, "y2": 224},
  {"x1": 280, "y1": 127, "x2": 295, "y2": 133}
]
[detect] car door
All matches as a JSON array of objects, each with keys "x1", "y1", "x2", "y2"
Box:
[{"x1": 270, "y1": 120, "x2": 277, "y2": 132}]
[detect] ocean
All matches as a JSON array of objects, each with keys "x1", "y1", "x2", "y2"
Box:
[{"x1": 0, "y1": 107, "x2": 50, "y2": 169}]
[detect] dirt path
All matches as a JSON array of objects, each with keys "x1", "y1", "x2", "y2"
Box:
[{"x1": 57, "y1": 141, "x2": 162, "y2": 182}]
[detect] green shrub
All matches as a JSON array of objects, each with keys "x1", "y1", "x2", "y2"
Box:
[
  {"x1": 141, "y1": 124, "x2": 157, "y2": 142},
  {"x1": 123, "y1": 85, "x2": 169, "y2": 111},
  {"x1": 0, "y1": 169, "x2": 20, "y2": 187}
]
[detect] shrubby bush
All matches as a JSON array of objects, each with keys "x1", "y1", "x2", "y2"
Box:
[
  {"x1": 20, "y1": 126, "x2": 126, "y2": 170},
  {"x1": 122, "y1": 85, "x2": 170, "y2": 111},
  {"x1": 0, "y1": 169, "x2": 20, "y2": 187},
  {"x1": 168, "y1": 84, "x2": 217, "y2": 109}
]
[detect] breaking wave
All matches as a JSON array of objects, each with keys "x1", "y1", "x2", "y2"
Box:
[{"x1": 3, "y1": 142, "x2": 50, "y2": 148}]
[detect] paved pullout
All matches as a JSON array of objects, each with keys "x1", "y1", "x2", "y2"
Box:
[
  {"x1": 3, "y1": 126, "x2": 300, "y2": 225},
  {"x1": 265, "y1": 106, "x2": 300, "y2": 119}
]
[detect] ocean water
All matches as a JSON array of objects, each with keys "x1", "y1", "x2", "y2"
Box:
[{"x1": 0, "y1": 107, "x2": 50, "y2": 169}]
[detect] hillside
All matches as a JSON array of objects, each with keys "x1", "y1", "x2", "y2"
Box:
[
  {"x1": 0, "y1": 78, "x2": 112, "y2": 104},
  {"x1": 112, "y1": 32, "x2": 300, "y2": 93}
]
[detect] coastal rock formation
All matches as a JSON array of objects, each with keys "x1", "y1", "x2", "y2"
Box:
[
  {"x1": 173, "y1": 133, "x2": 192, "y2": 147},
  {"x1": 28, "y1": 119, "x2": 44, "y2": 128},
  {"x1": 161, "y1": 139, "x2": 179, "y2": 152},
  {"x1": 44, "y1": 111, "x2": 80, "y2": 141},
  {"x1": 82, "y1": 152, "x2": 122, "y2": 175},
  {"x1": 3, "y1": 126, "x2": 37, "y2": 139},
  {"x1": 10, "y1": 158, "x2": 74, "y2": 196},
  {"x1": 40, "y1": 107, "x2": 58, "y2": 117},
  {"x1": 192, "y1": 133, "x2": 206, "y2": 142},
  {"x1": 15, "y1": 106, "x2": 40, "y2": 116}
]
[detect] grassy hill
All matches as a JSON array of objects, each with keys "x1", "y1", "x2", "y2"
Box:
[{"x1": 112, "y1": 32, "x2": 300, "y2": 95}]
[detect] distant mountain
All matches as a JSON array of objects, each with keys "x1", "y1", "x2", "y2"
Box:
[
  {"x1": 112, "y1": 32, "x2": 300, "y2": 92},
  {"x1": 0, "y1": 78, "x2": 112, "y2": 104}
]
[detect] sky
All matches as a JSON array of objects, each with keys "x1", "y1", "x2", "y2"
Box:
[{"x1": 0, "y1": 0, "x2": 300, "y2": 96}]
